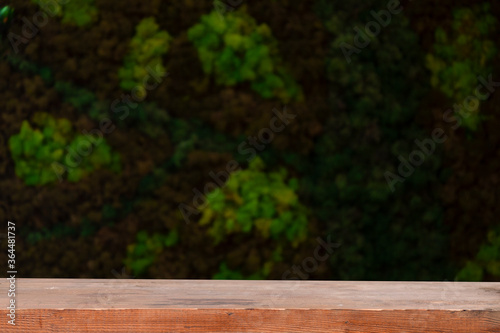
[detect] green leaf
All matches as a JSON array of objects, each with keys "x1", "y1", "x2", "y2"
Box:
[
  {"x1": 164, "y1": 230, "x2": 179, "y2": 247},
  {"x1": 188, "y1": 9, "x2": 301, "y2": 101},
  {"x1": 456, "y1": 261, "x2": 483, "y2": 281}
]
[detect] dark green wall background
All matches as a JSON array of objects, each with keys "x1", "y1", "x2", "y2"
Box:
[{"x1": 0, "y1": 0, "x2": 499, "y2": 281}]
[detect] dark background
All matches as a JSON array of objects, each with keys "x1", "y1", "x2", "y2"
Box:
[{"x1": 0, "y1": 0, "x2": 499, "y2": 281}]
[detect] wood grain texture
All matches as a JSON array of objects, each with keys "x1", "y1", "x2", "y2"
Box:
[{"x1": 0, "y1": 279, "x2": 499, "y2": 332}]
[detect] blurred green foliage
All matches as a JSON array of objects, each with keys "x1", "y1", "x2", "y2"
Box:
[
  {"x1": 54, "y1": 81, "x2": 107, "y2": 120},
  {"x1": 62, "y1": 0, "x2": 98, "y2": 26},
  {"x1": 188, "y1": 8, "x2": 302, "y2": 102},
  {"x1": 31, "y1": 0, "x2": 98, "y2": 27},
  {"x1": 307, "y1": 0, "x2": 452, "y2": 280},
  {"x1": 8, "y1": 113, "x2": 120, "y2": 185},
  {"x1": 456, "y1": 226, "x2": 500, "y2": 281},
  {"x1": 5, "y1": 1, "x2": 499, "y2": 282},
  {"x1": 199, "y1": 157, "x2": 308, "y2": 247},
  {"x1": 27, "y1": 224, "x2": 75, "y2": 244},
  {"x1": 25, "y1": 218, "x2": 101, "y2": 245},
  {"x1": 213, "y1": 247, "x2": 283, "y2": 279},
  {"x1": 426, "y1": 3, "x2": 497, "y2": 130},
  {"x1": 124, "y1": 229, "x2": 179, "y2": 276},
  {"x1": 213, "y1": 262, "x2": 244, "y2": 279},
  {"x1": 213, "y1": 261, "x2": 269, "y2": 279},
  {"x1": 55, "y1": 79, "x2": 172, "y2": 138},
  {"x1": 0, "y1": 6, "x2": 14, "y2": 38},
  {"x1": 119, "y1": 17, "x2": 171, "y2": 96}
]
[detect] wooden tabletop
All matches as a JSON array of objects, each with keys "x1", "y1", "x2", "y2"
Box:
[{"x1": 1, "y1": 279, "x2": 499, "y2": 332}]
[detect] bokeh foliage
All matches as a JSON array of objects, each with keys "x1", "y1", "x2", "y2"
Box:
[
  {"x1": 119, "y1": 17, "x2": 171, "y2": 96},
  {"x1": 1, "y1": 0, "x2": 498, "y2": 282},
  {"x1": 199, "y1": 157, "x2": 308, "y2": 247},
  {"x1": 188, "y1": 7, "x2": 302, "y2": 102},
  {"x1": 125, "y1": 229, "x2": 179, "y2": 276},
  {"x1": 426, "y1": 3, "x2": 497, "y2": 130},
  {"x1": 8, "y1": 113, "x2": 120, "y2": 185},
  {"x1": 31, "y1": 0, "x2": 98, "y2": 27},
  {"x1": 456, "y1": 226, "x2": 500, "y2": 281},
  {"x1": 308, "y1": 0, "x2": 451, "y2": 280}
]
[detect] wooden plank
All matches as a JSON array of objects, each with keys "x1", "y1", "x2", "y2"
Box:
[{"x1": 0, "y1": 279, "x2": 499, "y2": 332}]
